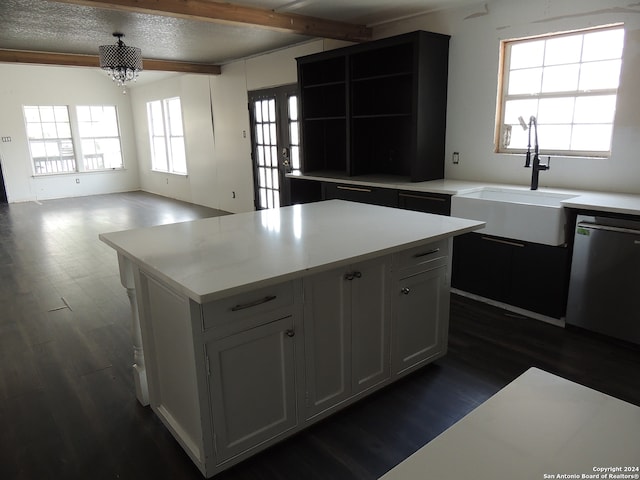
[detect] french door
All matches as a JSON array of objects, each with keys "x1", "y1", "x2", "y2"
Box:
[{"x1": 248, "y1": 85, "x2": 300, "y2": 210}]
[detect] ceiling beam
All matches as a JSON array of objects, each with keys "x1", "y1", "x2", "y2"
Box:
[
  {"x1": 0, "y1": 49, "x2": 221, "y2": 74},
  {"x1": 48, "y1": 0, "x2": 372, "y2": 42}
]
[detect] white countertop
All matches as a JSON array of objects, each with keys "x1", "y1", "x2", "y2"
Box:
[
  {"x1": 99, "y1": 200, "x2": 483, "y2": 304},
  {"x1": 380, "y1": 367, "x2": 640, "y2": 480},
  {"x1": 289, "y1": 173, "x2": 640, "y2": 216}
]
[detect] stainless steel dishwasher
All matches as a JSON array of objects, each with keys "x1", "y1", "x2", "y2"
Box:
[{"x1": 566, "y1": 214, "x2": 640, "y2": 345}]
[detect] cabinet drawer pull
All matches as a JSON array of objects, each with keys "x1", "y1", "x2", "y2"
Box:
[
  {"x1": 285, "y1": 329, "x2": 295, "y2": 338},
  {"x1": 481, "y1": 236, "x2": 525, "y2": 248},
  {"x1": 231, "y1": 295, "x2": 277, "y2": 311},
  {"x1": 413, "y1": 248, "x2": 440, "y2": 258},
  {"x1": 336, "y1": 185, "x2": 372, "y2": 193},
  {"x1": 401, "y1": 287, "x2": 411, "y2": 295},
  {"x1": 399, "y1": 193, "x2": 446, "y2": 202}
]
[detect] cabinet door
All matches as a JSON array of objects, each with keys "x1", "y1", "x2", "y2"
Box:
[
  {"x1": 302, "y1": 268, "x2": 351, "y2": 419},
  {"x1": 509, "y1": 242, "x2": 570, "y2": 318},
  {"x1": 451, "y1": 233, "x2": 512, "y2": 302},
  {"x1": 392, "y1": 265, "x2": 449, "y2": 375},
  {"x1": 350, "y1": 258, "x2": 390, "y2": 394},
  {"x1": 207, "y1": 316, "x2": 298, "y2": 463}
]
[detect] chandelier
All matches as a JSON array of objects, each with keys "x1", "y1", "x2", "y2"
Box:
[{"x1": 98, "y1": 33, "x2": 143, "y2": 92}]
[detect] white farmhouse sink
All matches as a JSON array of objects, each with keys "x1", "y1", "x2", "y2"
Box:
[{"x1": 450, "y1": 187, "x2": 579, "y2": 246}]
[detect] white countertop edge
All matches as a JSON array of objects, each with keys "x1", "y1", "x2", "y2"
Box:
[
  {"x1": 100, "y1": 201, "x2": 484, "y2": 305},
  {"x1": 102, "y1": 224, "x2": 482, "y2": 305}
]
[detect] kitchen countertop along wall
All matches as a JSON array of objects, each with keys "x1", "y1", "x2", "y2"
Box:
[{"x1": 288, "y1": 173, "x2": 640, "y2": 216}]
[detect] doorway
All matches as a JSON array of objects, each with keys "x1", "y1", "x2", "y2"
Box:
[{"x1": 248, "y1": 85, "x2": 300, "y2": 210}]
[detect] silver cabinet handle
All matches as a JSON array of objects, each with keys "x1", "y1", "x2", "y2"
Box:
[
  {"x1": 413, "y1": 248, "x2": 440, "y2": 258},
  {"x1": 401, "y1": 287, "x2": 410, "y2": 295},
  {"x1": 481, "y1": 236, "x2": 525, "y2": 248},
  {"x1": 231, "y1": 295, "x2": 277, "y2": 311},
  {"x1": 336, "y1": 185, "x2": 372, "y2": 193},
  {"x1": 398, "y1": 193, "x2": 446, "y2": 202}
]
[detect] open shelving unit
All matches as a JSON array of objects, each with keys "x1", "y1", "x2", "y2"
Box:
[{"x1": 297, "y1": 31, "x2": 450, "y2": 182}]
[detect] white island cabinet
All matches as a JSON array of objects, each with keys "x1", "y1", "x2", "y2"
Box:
[{"x1": 99, "y1": 200, "x2": 483, "y2": 477}]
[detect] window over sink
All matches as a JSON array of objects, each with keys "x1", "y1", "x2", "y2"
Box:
[{"x1": 495, "y1": 24, "x2": 625, "y2": 158}]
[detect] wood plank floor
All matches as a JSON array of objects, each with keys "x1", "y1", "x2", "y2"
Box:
[{"x1": 1, "y1": 192, "x2": 638, "y2": 480}]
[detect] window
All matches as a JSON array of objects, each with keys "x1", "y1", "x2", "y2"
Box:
[
  {"x1": 496, "y1": 25, "x2": 625, "y2": 157},
  {"x1": 23, "y1": 105, "x2": 124, "y2": 175},
  {"x1": 147, "y1": 97, "x2": 187, "y2": 175},
  {"x1": 77, "y1": 106, "x2": 123, "y2": 170},
  {"x1": 24, "y1": 105, "x2": 76, "y2": 175}
]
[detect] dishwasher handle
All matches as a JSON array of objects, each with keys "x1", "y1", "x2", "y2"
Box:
[{"x1": 577, "y1": 222, "x2": 640, "y2": 236}]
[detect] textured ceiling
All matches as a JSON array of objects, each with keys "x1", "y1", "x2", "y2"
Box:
[{"x1": 0, "y1": 0, "x2": 479, "y2": 66}]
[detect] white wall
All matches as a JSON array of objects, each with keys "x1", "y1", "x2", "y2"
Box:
[
  {"x1": 0, "y1": 64, "x2": 140, "y2": 202},
  {"x1": 129, "y1": 39, "x2": 341, "y2": 214},
  {"x1": 375, "y1": 0, "x2": 640, "y2": 194}
]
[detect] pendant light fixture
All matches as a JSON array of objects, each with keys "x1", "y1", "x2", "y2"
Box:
[{"x1": 98, "y1": 33, "x2": 143, "y2": 93}]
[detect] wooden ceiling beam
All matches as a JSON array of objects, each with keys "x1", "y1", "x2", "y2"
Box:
[
  {"x1": 0, "y1": 49, "x2": 221, "y2": 74},
  {"x1": 48, "y1": 0, "x2": 372, "y2": 42}
]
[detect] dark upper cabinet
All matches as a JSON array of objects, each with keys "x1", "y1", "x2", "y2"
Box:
[{"x1": 297, "y1": 31, "x2": 450, "y2": 182}]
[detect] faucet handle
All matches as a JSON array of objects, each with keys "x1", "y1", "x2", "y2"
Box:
[{"x1": 546, "y1": 156, "x2": 551, "y2": 170}]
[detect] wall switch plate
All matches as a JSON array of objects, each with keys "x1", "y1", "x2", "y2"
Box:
[
  {"x1": 1, "y1": 136, "x2": 11, "y2": 142},
  {"x1": 452, "y1": 152, "x2": 460, "y2": 164}
]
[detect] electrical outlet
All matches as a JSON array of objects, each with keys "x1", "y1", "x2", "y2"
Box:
[
  {"x1": 75, "y1": 178, "x2": 80, "y2": 184},
  {"x1": 1, "y1": 136, "x2": 11, "y2": 143},
  {"x1": 452, "y1": 152, "x2": 460, "y2": 164}
]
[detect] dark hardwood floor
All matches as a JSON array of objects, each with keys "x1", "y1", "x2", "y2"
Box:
[{"x1": 1, "y1": 192, "x2": 638, "y2": 480}]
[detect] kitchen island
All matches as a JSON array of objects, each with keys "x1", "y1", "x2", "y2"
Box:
[{"x1": 99, "y1": 199, "x2": 483, "y2": 477}]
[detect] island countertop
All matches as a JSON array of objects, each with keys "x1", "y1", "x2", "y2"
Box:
[{"x1": 99, "y1": 199, "x2": 484, "y2": 304}]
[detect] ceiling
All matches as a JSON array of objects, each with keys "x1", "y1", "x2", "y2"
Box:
[{"x1": 0, "y1": 0, "x2": 479, "y2": 74}]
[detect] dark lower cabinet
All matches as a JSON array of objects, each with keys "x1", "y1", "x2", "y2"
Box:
[
  {"x1": 398, "y1": 191, "x2": 451, "y2": 215},
  {"x1": 322, "y1": 182, "x2": 399, "y2": 208},
  {"x1": 451, "y1": 233, "x2": 570, "y2": 319}
]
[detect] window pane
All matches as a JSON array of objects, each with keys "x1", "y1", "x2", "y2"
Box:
[
  {"x1": 291, "y1": 146, "x2": 300, "y2": 170},
  {"x1": 259, "y1": 167, "x2": 266, "y2": 187},
  {"x1": 171, "y1": 137, "x2": 187, "y2": 174},
  {"x1": 574, "y1": 95, "x2": 616, "y2": 124},
  {"x1": 510, "y1": 40, "x2": 545, "y2": 69},
  {"x1": 543, "y1": 35, "x2": 582, "y2": 66},
  {"x1": 166, "y1": 98, "x2": 184, "y2": 136},
  {"x1": 582, "y1": 29, "x2": 625, "y2": 62},
  {"x1": 26, "y1": 123, "x2": 43, "y2": 139},
  {"x1": 541, "y1": 64, "x2": 580, "y2": 92},
  {"x1": 571, "y1": 124, "x2": 612, "y2": 151},
  {"x1": 508, "y1": 68, "x2": 542, "y2": 95},
  {"x1": 289, "y1": 122, "x2": 299, "y2": 144},
  {"x1": 54, "y1": 106, "x2": 69, "y2": 122},
  {"x1": 538, "y1": 124, "x2": 572, "y2": 150},
  {"x1": 288, "y1": 96, "x2": 298, "y2": 121},
  {"x1": 255, "y1": 101, "x2": 263, "y2": 123},
  {"x1": 40, "y1": 106, "x2": 55, "y2": 122},
  {"x1": 268, "y1": 99, "x2": 276, "y2": 122},
  {"x1": 503, "y1": 99, "x2": 538, "y2": 125},
  {"x1": 23, "y1": 106, "x2": 41, "y2": 123},
  {"x1": 579, "y1": 60, "x2": 621, "y2": 90},
  {"x1": 538, "y1": 97, "x2": 575, "y2": 124}
]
